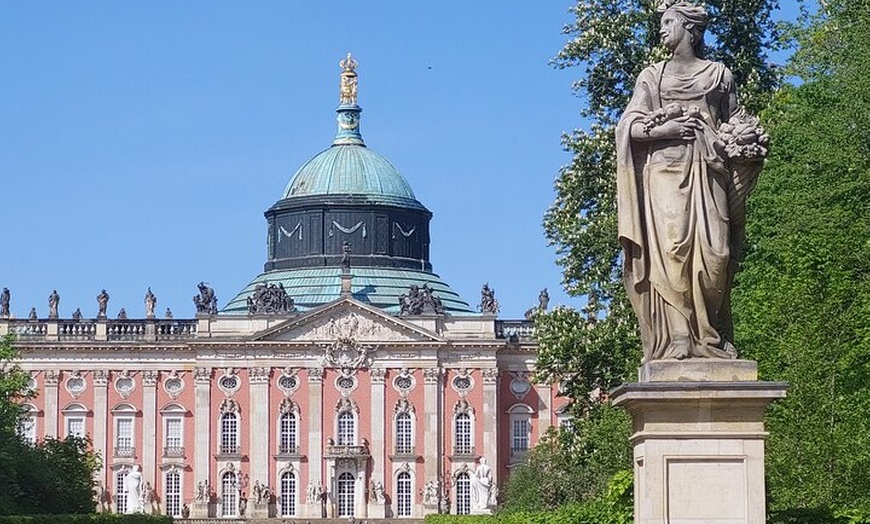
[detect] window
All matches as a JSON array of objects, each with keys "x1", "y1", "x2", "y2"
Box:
[
  {"x1": 221, "y1": 471, "x2": 238, "y2": 517},
  {"x1": 115, "y1": 470, "x2": 128, "y2": 514},
  {"x1": 511, "y1": 417, "x2": 530, "y2": 454},
  {"x1": 18, "y1": 414, "x2": 36, "y2": 444},
  {"x1": 280, "y1": 471, "x2": 296, "y2": 516},
  {"x1": 396, "y1": 412, "x2": 413, "y2": 454},
  {"x1": 115, "y1": 417, "x2": 134, "y2": 456},
  {"x1": 337, "y1": 472, "x2": 354, "y2": 517},
  {"x1": 66, "y1": 416, "x2": 85, "y2": 438},
  {"x1": 279, "y1": 412, "x2": 297, "y2": 453},
  {"x1": 165, "y1": 470, "x2": 182, "y2": 517},
  {"x1": 454, "y1": 413, "x2": 472, "y2": 455},
  {"x1": 396, "y1": 471, "x2": 412, "y2": 517},
  {"x1": 455, "y1": 472, "x2": 471, "y2": 515},
  {"x1": 165, "y1": 417, "x2": 183, "y2": 456},
  {"x1": 220, "y1": 413, "x2": 239, "y2": 454},
  {"x1": 337, "y1": 411, "x2": 355, "y2": 446}
]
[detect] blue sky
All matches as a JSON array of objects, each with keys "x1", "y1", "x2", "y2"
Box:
[{"x1": 0, "y1": 3, "x2": 797, "y2": 320}]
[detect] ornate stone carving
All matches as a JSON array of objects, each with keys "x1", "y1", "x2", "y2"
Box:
[
  {"x1": 93, "y1": 369, "x2": 109, "y2": 387},
  {"x1": 339, "y1": 53, "x2": 359, "y2": 106},
  {"x1": 193, "y1": 367, "x2": 212, "y2": 385},
  {"x1": 393, "y1": 368, "x2": 415, "y2": 394},
  {"x1": 193, "y1": 282, "x2": 218, "y2": 315},
  {"x1": 525, "y1": 288, "x2": 550, "y2": 319},
  {"x1": 369, "y1": 367, "x2": 387, "y2": 384},
  {"x1": 478, "y1": 283, "x2": 500, "y2": 315},
  {"x1": 276, "y1": 368, "x2": 299, "y2": 394},
  {"x1": 394, "y1": 397, "x2": 415, "y2": 415},
  {"x1": 307, "y1": 367, "x2": 324, "y2": 383},
  {"x1": 115, "y1": 370, "x2": 135, "y2": 398},
  {"x1": 44, "y1": 370, "x2": 60, "y2": 387},
  {"x1": 278, "y1": 398, "x2": 299, "y2": 415},
  {"x1": 164, "y1": 371, "x2": 184, "y2": 399},
  {"x1": 249, "y1": 367, "x2": 271, "y2": 385},
  {"x1": 481, "y1": 368, "x2": 500, "y2": 385},
  {"x1": 454, "y1": 399, "x2": 473, "y2": 415},
  {"x1": 66, "y1": 370, "x2": 86, "y2": 398},
  {"x1": 246, "y1": 283, "x2": 295, "y2": 315},
  {"x1": 117, "y1": 308, "x2": 127, "y2": 320},
  {"x1": 71, "y1": 308, "x2": 83, "y2": 321},
  {"x1": 335, "y1": 397, "x2": 359, "y2": 414},
  {"x1": 423, "y1": 367, "x2": 443, "y2": 385},
  {"x1": 144, "y1": 288, "x2": 157, "y2": 319},
  {"x1": 219, "y1": 398, "x2": 240, "y2": 414},
  {"x1": 423, "y1": 479, "x2": 440, "y2": 506},
  {"x1": 28, "y1": 307, "x2": 37, "y2": 320},
  {"x1": 96, "y1": 289, "x2": 110, "y2": 319},
  {"x1": 142, "y1": 370, "x2": 159, "y2": 387},
  {"x1": 398, "y1": 284, "x2": 444, "y2": 316}
]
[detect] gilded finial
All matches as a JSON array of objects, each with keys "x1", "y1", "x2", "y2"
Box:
[{"x1": 339, "y1": 52, "x2": 359, "y2": 106}]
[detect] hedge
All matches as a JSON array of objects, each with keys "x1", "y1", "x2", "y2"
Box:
[{"x1": 0, "y1": 515, "x2": 172, "y2": 524}]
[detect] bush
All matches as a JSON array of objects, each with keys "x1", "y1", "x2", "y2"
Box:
[{"x1": 0, "y1": 515, "x2": 171, "y2": 524}]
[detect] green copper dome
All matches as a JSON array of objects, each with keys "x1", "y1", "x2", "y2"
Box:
[{"x1": 283, "y1": 143, "x2": 426, "y2": 210}]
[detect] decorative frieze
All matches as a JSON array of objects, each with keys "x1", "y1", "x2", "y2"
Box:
[
  {"x1": 307, "y1": 367, "x2": 324, "y2": 383},
  {"x1": 142, "y1": 370, "x2": 159, "y2": 387},
  {"x1": 422, "y1": 367, "x2": 442, "y2": 385},
  {"x1": 369, "y1": 367, "x2": 387, "y2": 384},
  {"x1": 249, "y1": 367, "x2": 271, "y2": 385},
  {"x1": 194, "y1": 367, "x2": 212, "y2": 384},
  {"x1": 481, "y1": 368, "x2": 500, "y2": 385},
  {"x1": 93, "y1": 369, "x2": 109, "y2": 387}
]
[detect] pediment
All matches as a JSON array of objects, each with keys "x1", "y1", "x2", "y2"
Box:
[{"x1": 250, "y1": 298, "x2": 444, "y2": 344}]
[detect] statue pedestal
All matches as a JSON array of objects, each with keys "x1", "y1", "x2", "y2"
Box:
[
  {"x1": 611, "y1": 360, "x2": 786, "y2": 524},
  {"x1": 250, "y1": 502, "x2": 268, "y2": 518},
  {"x1": 471, "y1": 507, "x2": 494, "y2": 515},
  {"x1": 304, "y1": 502, "x2": 323, "y2": 518},
  {"x1": 368, "y1": 502, "x2": 386, "y2": 519},
  {"x1": 191, "y1": 502, "x2": 209, "y2": 518}
]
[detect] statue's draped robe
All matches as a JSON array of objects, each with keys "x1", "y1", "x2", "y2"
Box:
[{"x1": 617, "y1": 61, "x2": 740, "y2": 362}]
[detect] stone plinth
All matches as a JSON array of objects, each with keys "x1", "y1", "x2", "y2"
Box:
[
  {"x1": 191, "y1": 501, "x2": 209, "y2": 518},
  {"x1": 611, "y1": 361, "x2": 786, "y2": 524},
  {"x1": 369, "y1": 502, "x2": 386, "y2": 519}
]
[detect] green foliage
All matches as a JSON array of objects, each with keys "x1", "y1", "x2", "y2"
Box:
[
  {"x1": 0, "y1": 335, "x2": 101, "y2": 515},
  {"x1": 0, "y1": 516, "x2": 171, "y2": 524},
  {"x1": 732, "y1": 0, "x2": 870, "y2": 514}
]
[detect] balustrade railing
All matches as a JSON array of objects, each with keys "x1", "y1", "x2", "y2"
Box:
[
  {"x1": 107, "y1": 321, "x2": 147, "y2": 341},
  {"x1": 113, "y1": 446, "x2": 136, "y2": 458},
  {"x1": 6, "y1": 321, "x2": 47, "y2": 339},
  {"x1": 3, "y1": 318, "x2": 197, "y2": 342},
  {"x1": 325, "y1": 444, "x2": 370, "y2": 457},
  {"x1": 495, "y1": 320, "x2": 535, "y2": 341},
  {"x1": 59, "y1": 321, "x2": 96, "y2": 340},
  {"x1": 163, "y1": 446, "x2": 185, "y2": 458},
  {"x1": 156, "y1": 320, "x2": 197, "y2": 340}
]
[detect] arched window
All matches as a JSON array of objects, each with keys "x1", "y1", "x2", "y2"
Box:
[
  {"x1": 337, "y1": 472, "x2": 355, "y2": 517},
  {"x1": 280, "y1": 471, "x2": 296, "y2": 517},
  {"x1": 455, "y1": 472, "x2": 471, "y2": 515},
  {"x1": 165, "y1": 470, "x2": 182, "y2": 517},
  {"x1": 396, "y1": 471, "x2": 412, "y2": 517},
  {"x1": 279, "y1": 412, "x2": 297, "y2": 454},
  {"x1": 395, "y1": 412, "x2": 413, "y2": 455},
  {"x1": 114, "y1": 469, "x2": 128, "y2": 514},
  {"x1": 337, "y1": 411, "x2": 355, "y2": 446},
  {"x1": 220, "y1": 412, "x2": 239, "y2": 454},
  {"x1": 454, "y1": 413, "x2": 472, "y2": 455},
  {"x1": 221, "y1": 471, "x2": 238, "y2": 517}
]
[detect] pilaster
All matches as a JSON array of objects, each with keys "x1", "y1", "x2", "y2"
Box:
[
  {"x1": 142, "y1": 370, "x2": 158, "y2": 487},
  {"x1": 481, "y1": 368, "x2": 499, "y2": 478},
  {"x1": 43, "y1": 370, "x2": 59, "y2": 438},
  {"x1": 369, "y1": 367, "x2": 387, "y2": 519},
  {"x1": 306, "y1": 367, "x2": 324, "y2": 518},
  {"x1": 422, "y1": 367, "x2": 442, "y2": 489},
  {"x1": 249, "y1": 367, "x2": 271, "y2": 487},
  {"x1": 193, "y1": 366, "x2": 212, "y2": 518},
  {"x1": 93, "y1": 370, "x2": 109, "y2": 485},
  {"x1": 536, "y1": 384, "x2": 552, "y2": 433}
]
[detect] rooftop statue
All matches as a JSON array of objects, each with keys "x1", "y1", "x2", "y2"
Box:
[
  {"x1": 616, "y1": 0, "x2": 768, "y2": 362},
  {"x1": 48, "y1": 290, "x2": 60, "y2": 319},
  {"x1": 478, "y1": 283, "x2": 500, "y2": 315},
  {"x1": 28, "y1": 307, "x2": 37, "y2": 320},
  {"x1": 0, "y1": 287, "x2": 9, "y2": 318},
  {"x1": 339, "y1": 52, "x2": 359, "y2": 106},
  {"x1": 193, "y1": 282, "x2": 218, "y2": 315},
  {"x1": 72, "y1": 308, "x2": 83, "y2": 321},
  {"x1": 144, "y1": 287, "x2": 157, "y2": 319},
  {"x1": 96, "y1": 289, "x2": 110, "y2": 318},
  {"x1": 247, "y1": 282, "x2": 296, "y2": 315},
  {"x1": 398, "y1": 284, "x2": 444, "y2": 316},
  {"x1": 341, "y1": 241, "x2": 352, "y2": 272}
]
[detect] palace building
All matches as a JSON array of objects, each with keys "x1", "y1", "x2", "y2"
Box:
[{"x1": 1, "y1": 55, "x2": 563, "y2": 520}]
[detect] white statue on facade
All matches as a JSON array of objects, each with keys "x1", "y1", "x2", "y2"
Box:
[
  {"x1": 306, "y1": 481, "x2": 316, "y2": 504},
  {"x1": 370, "y1": 480, "x2": 386, "y2": 504},
  {"x1": 469, "y1": 458, "x2": 493, "y2": 512},
  {"x1": 423, "y1": 480, "x2": 440, "y2": 506},
  {"x1": 123, "y1": 465, "x2": 145, "y2": 514}
]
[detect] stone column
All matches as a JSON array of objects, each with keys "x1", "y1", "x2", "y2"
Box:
[
  {"x1": 368, "y1": 368, "x2": 386, "y2": 519},
  {"x1": 142, "y1": 370, "x2": 159, "y2": 489},
  {"x1": 193, "y1": 367, "x2": 212, "y2": 518},
  {"x1": 422, "y1": 368, "x2": 442, "y2": 490},
  {"x1": 43, "y1": 370, "x2": 59, "y2": 438},
  {"x1": 611, "y1": 360, "x2": 787, "y2": 524},
  {"x1": 249, "y1": 367, "x2": 271, "y2": 488},
  {"x1": 306, "y1": 367, "x2": 324, "y2": 518},
  {"x1": 92, "y1": 370, "x2": 109, "y2": 486},
  {"x1": 480, "y1": 368, "x2": 499, "y2": 476}
]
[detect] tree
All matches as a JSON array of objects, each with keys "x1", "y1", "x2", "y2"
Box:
[
  {"x1": 733, "y1": 0, "x2": 870, "y2": 512},
  {"x1": 0, "y1": 334, "x2": 100, "y2": 515}
]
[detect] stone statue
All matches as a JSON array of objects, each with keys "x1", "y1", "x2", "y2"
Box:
[
  {"x1": 123, "y1": 465, "x2": 144, "y2": 514},
  {"x1": 370, "y1": 480, "x2": 386, "y2": 504},
  {"x1": 144, "y1": 288, "x2": 157, "y2": 319},
  {"x1": 247, "y1": 282, "x2": 296, "y2": 315},
  {"x1": 193, "y1": 282, "x2": 218, "y2": 315},
  {"x1": 478, "y1": 284, "x2": 499, "y2": 315},
  {"x1": 165, "y1": 307, "x2": 173, "y2": 319},
  {"x1": 96, "y1": 289, "x2": 110, "y2": 318},
  {"x1": 340, "y1": 241, "x2": 352, "y2": 272},
  {"x1": 253, "y1": 480, "x2": 263, "y2": 504},
  {"x1": 616, "y1": 0, "x2": 768, "y2": 362},
  {"x1": 48, "y1": 290, "x2": 60, "y2": 319},
  {"x1": 71, "y1": 308, "x2": 83, "y2": 321},
  {"x1": 239, "y1": 492, "x2": 247, "y2": 516},
  {"x1": 339, "y1": 53, "x2": 359, "y2": 105},
  {"x1": 181, "y1": 504, "x2": 190, "y2": 518},
  {"x1": 423, "y1": 480, "x2": 440, "y2": 506},
  {"x1": 305, "y1": 481, "x2": 316, "y2": 504},
  {"x1": 28, "y1": 307, "x2": 37, "y2": 320},
  {"x1": 143, "y1": 481, "x2": 154, "y2": 512},
  {"x1": 525, "y1": 288, "x2": 550, "y2": 319},
  {"x1": 470, "y1": 458, "x2": 493, "y2": 511},
  {"x1": 399, "y1": 283, "x2": 444, "y2": 316},
  {"x1": 97, "y1": 481, "x2": 108, "y2": 512},
  {"x1": 195, "y1": 481, "x2": 205, "y2": 502},
  {"x1": 117, "y1": 308, "x2": 127, "y2": 320},
  {"x1": 0, "y1": 287, "x2": 10, "y2": 317}
]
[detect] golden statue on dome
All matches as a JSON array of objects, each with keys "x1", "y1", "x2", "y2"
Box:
[{"x1": 339, "y1": 52, "x2": 359, "y2": 105}]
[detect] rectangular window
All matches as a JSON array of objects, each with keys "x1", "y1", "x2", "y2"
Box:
[
  {"x1": 337, "y1": 412, "x2": 355, "y2": 446},
  {"x1": 19, "y1": 415, "x2": 36, "y2": 444},
  {"x1": 115, "y1": 470, "x2": 128, "y2": 514},
  {"x1": 511, "y1": 418, "x2": 530, "y2": 454},
  {"x1": 165, "y1": 471, "x2": 182, "y2": 517},
  {"x1": 396, "y1": 413, "x2": 413, "y2": 454},
  {"x1": 116, "y1": 417, "x2": 133, "y2": 451},
  {"x1": 165, "y1": 418, "x2": 183, "y2": 452},
  {"x1": 220, "y1": 413, "x2": 239, "y2": 454},
  {"x1": 66, "y1": 417, "x2": 85, "y2": 438},
  {"x1": 454, "y1": 414, "x2": 472, "y2": 455},
  {"x1": 279, "y1": 413, "x2": 297, "y2": 453}
]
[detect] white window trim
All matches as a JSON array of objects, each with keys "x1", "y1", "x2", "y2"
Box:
[
  {"x1": 394, "y1": 410, "x2": 416, "y2": 455},
  {"x1": 452, "y1": 410, "x2": 475, "y2": 455},
  {"x1": 335, "y1": 410, "x2": 357, "y2": 446}
]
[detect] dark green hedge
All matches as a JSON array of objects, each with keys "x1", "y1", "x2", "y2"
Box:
[{"x1": 0, "y1": 515, "x2": 172, "y2": 524}]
